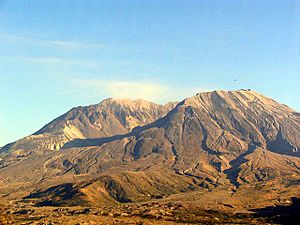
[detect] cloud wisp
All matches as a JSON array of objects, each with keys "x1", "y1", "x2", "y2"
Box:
[
  {"x1": 72, "y1": 78, "x2": 213, "y2": 104},
  {"x1": 0, "y1": 32, "x2": 104, "y2": 49},
  {"x1": 1, "y1": 56, "x2": 103, "y2": 68}
]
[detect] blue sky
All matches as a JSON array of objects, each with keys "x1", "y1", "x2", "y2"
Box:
[{"x1": 0, "y1": 0, "x2": 299, "y2": 146}]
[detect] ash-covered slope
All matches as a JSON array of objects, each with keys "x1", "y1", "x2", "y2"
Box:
[
  {"x1": 0, "y1": 90, "x2": 300, "y2": 207},
  {"x1": 0, "y1": 98, "x2": 176, "y2": 154},
  {"x1": 32, "y1": 90, "x2": 300, "y2": 187}
]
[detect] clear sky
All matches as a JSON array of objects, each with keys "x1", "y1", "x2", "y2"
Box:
[{"x1": 0, "y1": 0, "x2": 299, "y2": 146}]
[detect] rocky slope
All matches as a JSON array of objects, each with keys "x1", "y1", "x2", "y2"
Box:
[
  {"x1": 0, "y1": 98, "x2": 176, "y2": 154},
  {"x1": 0, "y1": 90, "x2": 299, "y2": 212}
]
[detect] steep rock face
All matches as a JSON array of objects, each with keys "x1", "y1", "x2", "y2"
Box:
[{"x1": 1, "y1": 98, "x2": 176, "y2": 154}]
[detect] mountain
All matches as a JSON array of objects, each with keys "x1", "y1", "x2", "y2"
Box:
[
  {"x1": 0, "y1": 98, "x2": 176, "y2": 154},
  {"x1": 1, "y1": 90, "x2": 300, "y2": 223}
]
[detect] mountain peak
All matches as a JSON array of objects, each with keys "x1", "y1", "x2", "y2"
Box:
[{"x1": 180, "y1": 89, "x2": 290, "y2": 112}]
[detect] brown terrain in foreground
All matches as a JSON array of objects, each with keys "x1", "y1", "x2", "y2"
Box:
[{"x1": 0, "y1": 90, "x2": 300, "y2": 224}]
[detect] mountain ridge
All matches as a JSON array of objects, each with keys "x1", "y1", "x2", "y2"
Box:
[{"x1": 1, "y1": 98, "x2": 177, "y2": 154}]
